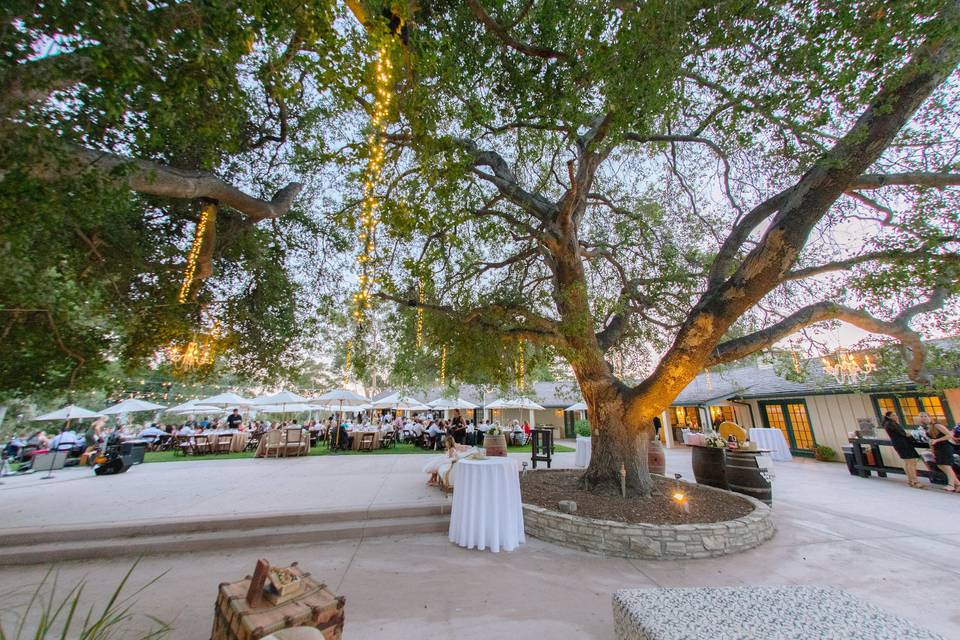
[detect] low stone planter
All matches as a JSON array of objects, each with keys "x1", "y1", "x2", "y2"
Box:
[{"x1": 522, "y1": 485, "x2": 775, "y2": 560}]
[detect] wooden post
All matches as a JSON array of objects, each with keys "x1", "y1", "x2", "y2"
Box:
[{"x1": 246, "y1": 558, "x2": 270, "y2": 607}]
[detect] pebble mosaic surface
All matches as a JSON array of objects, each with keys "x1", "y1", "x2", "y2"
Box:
[{"x1": 612, "y1": 586, "x2": 944, "y2": 640}]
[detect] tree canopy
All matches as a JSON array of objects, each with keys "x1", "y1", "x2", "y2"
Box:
[{"x1": 0, "y1": 0, "x2": 358, "y2": 395}]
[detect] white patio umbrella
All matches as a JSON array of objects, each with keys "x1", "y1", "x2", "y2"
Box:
[
  {"x1": 251, "y1": 390, "x2": 308, "y2": 408},
  {"x1": 168, "y1": 405, "x2": 222, "y2": 415},
  {"x1": 564, "y1": 401, "x2": 588, "y2": 411},
  {"x1": 166, "y1": 399, "x2": 211, "y2": 413},
  {"x1": 254, "y1": 403, "x2": 318, "y2": 414},
  {"x1": 100, "y1": 398, "x2": 167, "y2": 415},
  {"x1": 428, "y1": 397, "x2": 479, "y2": 410},
  {"x1": 389, "y1": 396, "x2": 430, "y2": 411},
  {"x1": 197, "y1": 392, "x2": 253, "y2": 408},
  {"x1": 486, "y1": 397, "x2": 546, "y2": 410},
  {"x1": 33, "y1": 405, "x2": 102, "y2": 421},
  {"x1": 371, "y1": 392, "x2": 400, "y2": 409},
  {"x1": 315, "y1": 389, "x2": 370, "y2": 406},
  {"x1": 486, "y1": 397, "x2": 545, "y2": 428}
]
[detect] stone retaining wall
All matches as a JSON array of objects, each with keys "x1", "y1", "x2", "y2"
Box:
[{"x1": 522, "y1": 487, "x2": 775, "y2": 560}]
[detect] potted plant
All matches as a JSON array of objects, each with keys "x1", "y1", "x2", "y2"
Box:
[
  {"x1": 483, "y1": 424, "x2": 508, "y2": 457},
  {"x1": 814, "y1": 444, "x2": 836, "y2": 461}
]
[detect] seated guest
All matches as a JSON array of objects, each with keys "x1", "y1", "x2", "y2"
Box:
[
  {"x1": 50, "y1": 426, "x2": 80, "y2": 451},
  {"x1": 138, "y1": 424, "x2": 165, "y2": 443},
  {"x1": 3, "y1": 433, "x2": 26, "y2": 460}
]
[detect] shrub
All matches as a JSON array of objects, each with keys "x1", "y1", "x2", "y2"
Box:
[
  {"x1": 574, "y1": 419, "x2": 591, "y2": 437},
  {"x1": 814, "y1": 445, "x2": 836, "y2": 461}
]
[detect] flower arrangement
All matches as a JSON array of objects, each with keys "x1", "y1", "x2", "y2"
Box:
[
  {"x1": 704, "y1": 432, "x2": 727, "y2": 448},
  {"x1": 486, "y1": 424, "x2": 503, "y2": 436}
]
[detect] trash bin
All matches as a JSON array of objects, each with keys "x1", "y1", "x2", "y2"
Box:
[
  {"x1": 121, "y1": 440, "x2": 148, "y2": 465},
  {"x1": 842, "y1": 446, "x2": 856, "y2": 476}
]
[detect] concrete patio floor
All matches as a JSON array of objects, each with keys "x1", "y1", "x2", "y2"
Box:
[{"x1": 1, "y1": 447, "x2": 958, "y2": 639}]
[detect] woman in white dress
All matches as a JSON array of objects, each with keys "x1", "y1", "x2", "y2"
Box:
[{"x1": 423, "y1": 435, "x2": 475, "y2": 485}]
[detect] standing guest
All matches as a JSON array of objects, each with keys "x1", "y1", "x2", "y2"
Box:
[
  {"x1": 226, "y1": 408, "x2": 243, "y2": 431},
  {"x1": 882, "y1": 411, "x2": 923, "y2": 489},
  {"x1": 450, "y1": 409, "x2": 467, "y2": 444},
  {"x1": 920, "y1": 412, "x2": 959, "y2": 492}
]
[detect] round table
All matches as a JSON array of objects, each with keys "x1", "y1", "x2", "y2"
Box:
[
  {"x1": 449, "y1": 457, "x2": 525, "y2": 553},
  {"x1": 575, "y1": 436, "x2": 592, "y2": 467},
  {"x1": 749, "y1": 428, "x2": 793, "y2": 461}
]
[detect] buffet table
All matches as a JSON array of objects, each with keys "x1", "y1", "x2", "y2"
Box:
[
  {"x1": 449, "y1": 457, "x2": 525, "y2": 552},
  {"x1": 748, "y1": 428, "x2": 792, "y2": 461},
  {"x1": 575, "y1": 435, "x2": 592, "y2": 468}
]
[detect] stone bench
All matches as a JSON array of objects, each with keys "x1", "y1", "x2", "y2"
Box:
[{"x1": 613, "y1": 586, "x2": 943, "y2": 640}]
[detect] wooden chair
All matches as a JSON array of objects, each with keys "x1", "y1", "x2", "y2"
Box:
[
  {"x1": 380, "y1": 431, "x2": 396, "y2": 449},
  {"x1": 263, "y1": 430, "x2": 284, "y2": 458},
  {"x1": 217, "y1": 433, "x2": 233, "y2": 454},
  {"x1": 192, "y1": 435, "x2": 211, "y2": 456},
  {"x1": 283, "y1": 428, "x2": 304, "y2": 457},
  {"x1": 358, "y1": 432, "x2": 376, "y2": 451},
  {"x1": 245, "y1": 432, "x2": 261, "y2": 452}
]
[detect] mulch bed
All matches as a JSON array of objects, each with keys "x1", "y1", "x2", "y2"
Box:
[{"x1": 520, "y1": 469, "x2": 753, "y2": 525}]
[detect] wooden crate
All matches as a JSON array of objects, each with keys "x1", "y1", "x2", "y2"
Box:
[{"x1": 211, "y1": 563, "x2": 345, "y2": 640}]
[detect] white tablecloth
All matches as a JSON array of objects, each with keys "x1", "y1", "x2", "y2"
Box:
[
  {"x1": 575, "y1": 436, "x2": 592, "y2": 467},
  {"x1": 449, "y1": 458, "x2": 525, "y2": 552},
  {"x1": 749, "y1": 428, "x2": 793, "y2": 461}
]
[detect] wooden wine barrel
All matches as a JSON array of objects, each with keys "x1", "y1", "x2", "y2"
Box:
[
  {"x1": 725, "y1": 450, "x2": 773, "y2": 505},
  {"x1": 483, "y1": 434, "x2": 508, "y2": 457},
  {"x1": 648, "y1": 439, "x2": 666, "y2": 475},
  {"x1": 691, "y1": 445, "x2": 727, "y2": 489}
]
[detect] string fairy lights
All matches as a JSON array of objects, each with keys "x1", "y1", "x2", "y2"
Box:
[
  {"x1": 344, "y1": 339, "x2": 353, "y2": 386},
  {"x1": 439, "y1": 345, "x2": 447, "y2": 386},
  {"x1": 515, "y1": 339, "x2": 526, "y2": 391},
  {"x1": 178, "y1": 201, "x2": 215, "y2": 304},
  {"x1": 351, "y1": 41, "x2": 396, "y2": 328},
  {"x1": 415, "y1": 279, "x2": 425, "y2": 347}
]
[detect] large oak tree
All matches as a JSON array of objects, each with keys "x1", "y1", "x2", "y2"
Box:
[{"x1": 345, "y1": 0, "x2": 960, "y2": 494}]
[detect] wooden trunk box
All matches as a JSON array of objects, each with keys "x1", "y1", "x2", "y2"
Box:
[{"x1": 211, "y1": 564, "x2": 345, "y2": 640}]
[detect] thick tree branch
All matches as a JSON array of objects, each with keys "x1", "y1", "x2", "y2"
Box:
[
  {"x1": 784, "y1": 248, "x2": 960, "y2": 281},
  {"x1": 21, "y1": 144, "x2": 303, "y2": 222},
  {"x1": 464, "y1": 0, "x2": 569, "y2": 62},
  {"x1": 848, "y1": 172, "x2": 960, "y2": 190},
  {"x1": 375, "y1": 291, "x2": 563, "y2": 344},
  {"x1": 707, "y1": 288, "x2": 951, "y2": 382}
]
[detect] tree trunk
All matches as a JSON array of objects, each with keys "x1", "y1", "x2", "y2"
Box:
[{"x1": 578, "y1": 377, "x2": 659, "y2": 497}]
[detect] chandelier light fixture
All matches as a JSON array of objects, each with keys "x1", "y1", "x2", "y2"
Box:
[{"x1": 821, "y1": 350, "x2": 877, "y2": 384}]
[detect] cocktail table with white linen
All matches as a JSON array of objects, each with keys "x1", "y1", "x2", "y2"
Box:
[
  {"x1": 449, "y1": 457, "x2": 525, "y2": 552},
  {"x1": 575, "y1": 435, "x2": 592, "y2": 467},
  {"x1": 749, "y1": 428, "x2": 793, "y2": 461}
]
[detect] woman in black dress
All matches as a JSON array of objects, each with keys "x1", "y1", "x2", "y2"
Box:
[
  {"x1": 881, "y1": 411, "x2": 923, "y2": 489},
  {"x1": 919, "y1": 412, "x2": 959, "y2": 493}
]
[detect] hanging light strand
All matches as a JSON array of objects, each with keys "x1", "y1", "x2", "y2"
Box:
[
  {"x1": 515, "y1": 339, "x2": 526, "y2": 391},
  {"x1": 178, "y1": 201, "x2": 214, "y2": 304},
  {"x1": 415, "y1": 280, "x2": 425, "y2": 347},
  {"x1": 344, "y1": 340, "x2": 353, "y2": 386},
  {"x1": 352, "y1": 41, "x2": 396, "y2": 328},
  {"x1": 439, "y1": 345, "x2": 447, "y2": 386}
]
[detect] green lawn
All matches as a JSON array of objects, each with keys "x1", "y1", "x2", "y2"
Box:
[{"x1": 143, "y1": 441, "x2": 573, "y2": 464}]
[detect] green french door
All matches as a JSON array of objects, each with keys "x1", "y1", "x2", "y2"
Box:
[{"x1": 759, "y1": 400, "x2": 816, "y2": 456}]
